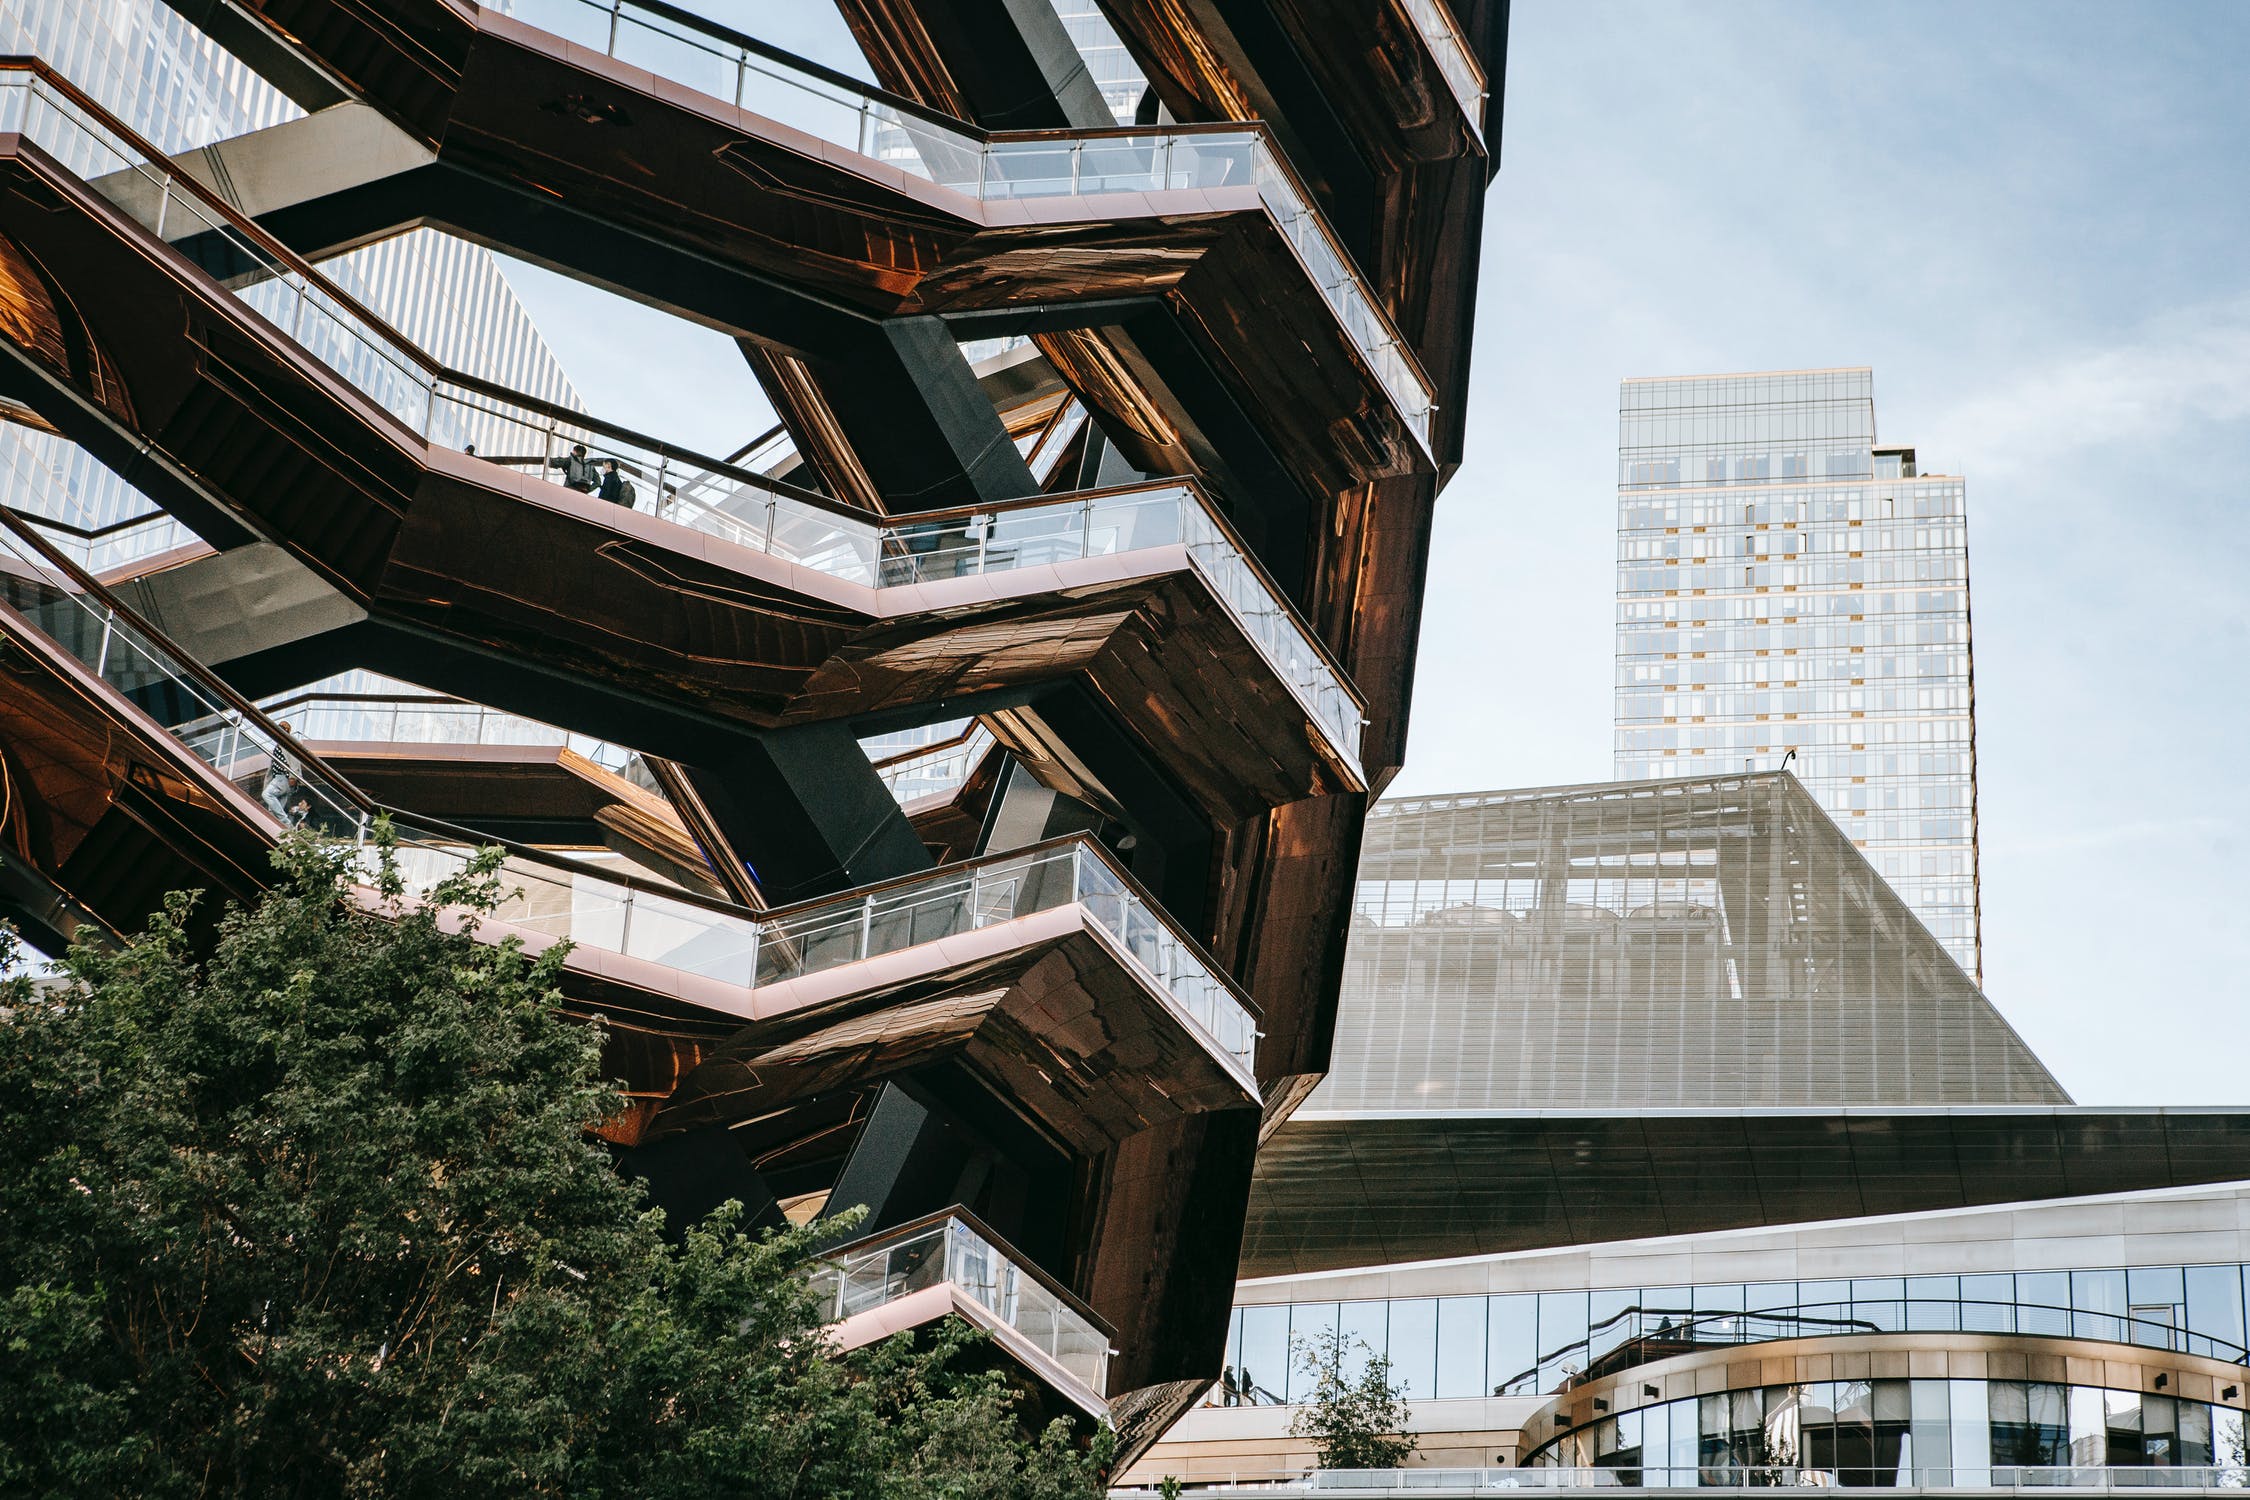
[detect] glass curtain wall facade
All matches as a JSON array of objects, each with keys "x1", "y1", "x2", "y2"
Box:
[
  {"x1": 1531, "y1": 1379, "x2": 2250, "y2": 1482},
  {"x1": 1217, "y1": 1264, "x2": 2250, "y2": 1408},
  {"x1": 0, "y1": 0, "x2": 583, "y2": 554},
  {"x1": 1613, "y1": 370, "x2": 1980, "y2": 980}
]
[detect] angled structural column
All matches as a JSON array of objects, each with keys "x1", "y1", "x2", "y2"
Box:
[{"x1": 742, "y1": 318, "x2": 1038, "y2": 513}]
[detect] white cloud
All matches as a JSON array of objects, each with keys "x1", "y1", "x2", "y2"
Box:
[{"x1": 1937, "y1": 295, "x2": 2250, "y2": 476}]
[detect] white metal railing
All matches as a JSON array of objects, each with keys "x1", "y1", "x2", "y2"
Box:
[
  {"x1": 0, "y1": 510, "x2": 1260, "y2": 1078},
  {"x1": 812, "y1": 1211, "x2": 1112, "y2": 1396},
  {"x1": 257, "y1": 692, "x2": 640, "y2": 776},
  {"x1": 0, "y1": 68, "x2": 1363, "y2": 780},
  {"x1": 18, "y1": 512, "x2": 196, "y2": 575},
  {"x1": 490, "y1": 0, "x2": 1434, "y2": 446}
]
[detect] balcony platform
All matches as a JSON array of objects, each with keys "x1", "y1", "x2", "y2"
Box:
[{"x1": 0, "y1": 124, "x2": 1364, "y2": 817}]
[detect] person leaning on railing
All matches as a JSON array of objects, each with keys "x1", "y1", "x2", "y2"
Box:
[{"x1": 549, "y1": 442, "x2": 598, "y2": 493}]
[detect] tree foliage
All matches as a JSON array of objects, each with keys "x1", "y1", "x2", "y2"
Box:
[
  {"x1": 0, "y1": 829, "x2": 1109, "y2": 1498},
  {"x1": 1287, "y1": 1327, "x2": 1419, "y2": 1472}
]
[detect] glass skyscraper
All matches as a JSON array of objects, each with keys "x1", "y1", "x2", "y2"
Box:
[{"x1": 1612, "y1": 369, "x2": 1980, "y2": 980}]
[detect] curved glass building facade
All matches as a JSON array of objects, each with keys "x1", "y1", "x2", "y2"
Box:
[
  {"x1": 1529, "y1": 1378, "x2": 2249, "y2": 1482},
  {"x1": 1217, "y1": 1263, "x2": 2250, "y2": 1408}
]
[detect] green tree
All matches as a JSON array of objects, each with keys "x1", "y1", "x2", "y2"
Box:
[
  {"x1": 1287, "y1": 1327, "x2": 1418, "y2": 1471},
  {"x1": 0, "y1": 828, "x2": 1109, "y2": 1498}
]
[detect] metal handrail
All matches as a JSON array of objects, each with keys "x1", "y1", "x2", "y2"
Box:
[
  {"x1": 811, "y1": 1206, "x2": 1114, "y2": 1396},
  {"x1": 818, "y1": 1202, "x2": 1115, "y2": 1340},
  {"x1": 0, "y1": 506, "x2": 1263, "y2": 1070},
  {"x1": 480, "y1": 1, "x2": 1436, "y2": 444},
  {"x1": 0, "y1": 63, "x2": 1367, "y2": 760},
  {"x1": 1491, "y1": 1302, "x2": 2250, "y2": 1399}
]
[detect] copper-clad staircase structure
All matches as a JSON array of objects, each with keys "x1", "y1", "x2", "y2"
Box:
[{"x1": 0, "y1": 0, "x2": 1503, "y2": 1451}]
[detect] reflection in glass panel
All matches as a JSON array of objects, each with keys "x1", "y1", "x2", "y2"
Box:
[
  {"x1": 1236, "y1": 1304, "x2": 1288, "y2": 1407},
  {"x1": 1386, "y1": 1298, "x2": 1435, "y2": 1400},
  {"x1": 1743, "y1": 1281, "x2": 1796, "y2": 1316},
  {"x1": 2073, "y1": 1269, "x2": 2128, "y2": 1342},
  {"x1": 1854, "y1": 1277, "x2": 1906, "y2": 1333},
  {"x1": 1962, "y1": 1274, "x2": 2018, "y2": 1333},
  {"x1": 2181, "y1": 1400, "x2": 2214, "y2": 1467},
  {"x1": 1434, "y1": 1296, "x2": 1485, "y2": 1400},
  {"x1": 1489, "y1": 1294, "x2": 1538, "y2": 1395},
  {"x1": 1909, "y1": 1275, "x2": 1962, "y2": 1332},
  {"x1": 1589, "y1": 1287, "x2": 1637, "y2": 1359},
  {"x1": 1907, "y1": 1378, "x2": 1952, "y2": 1479},
  {"x1": 1990, "y1": 1380, "x2": 2068, "y2": 1467},
  {"x1": 1951, "y1": 1380, "x2": 1992, "y2": 1484},
  {"x1": 2218, "y1": 1408, "x2": 2248, "y2": 1469},
  {"x1": 2069, "y1": 1385, "x2": 2108, "y2": 1466},
  {"x1": 1287, "y1": 1300, "x2": 1340, "y2": 1404},
  {"x1": 2190, "y1": 1264, "x2": 2247, "y2": 1356},
  {"x1": 1798, "y1": 1279, "x2": 1850, "y2": 1323},
  {"x1": 1538, "y1": 1291, "x2": 1589, "y2": 1388},
  {"x1": 1336, "y1": 1299, "x2": 1386, "y2": 1386},
  {"x1": 2130, "y1": 1265, "x2": 2187, "y2": 1350},
  {"x1": 2019, "y1": 1272, "x2": 2071, "y2": 1336}
]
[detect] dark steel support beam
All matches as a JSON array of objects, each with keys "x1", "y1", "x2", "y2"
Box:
[
  {"x1": 682, "y1": 722, "x2": 934, "y2": 907},
  {"x1": 742, "y1": 317, "x2": 1039, "y2": 513},
  {"x1": 612, "y1": 1125, "x2": 785, "y2": 1241}
]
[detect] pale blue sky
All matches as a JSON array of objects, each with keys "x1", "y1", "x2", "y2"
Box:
[{"x1": 497, "y1": 1, "x2": 2250, "y2": 1102}]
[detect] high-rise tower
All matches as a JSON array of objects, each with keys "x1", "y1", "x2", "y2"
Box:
[{"x1": 1613, "y1": 369, "x2": 1981, "y2": 980}]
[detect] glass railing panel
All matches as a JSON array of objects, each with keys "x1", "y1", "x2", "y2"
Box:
[
  {"x1": 877, "y1": 514, "x2": 990, "y2": 585},
  {"x1": 826, "y1": 1221, "x2": 950, "y2": 1320},
  {"x1": 396, "y1": 0, "x2": 1433, "y2": 441},
  {"x1": 938, "y1": 1217, "x2": 1108, "y2": 1393},
  {"x1": 1170, "y1": 132, "x2": 1261, "y2": 192},
  {"x1": 5, "y1": 509, "x2": 1258, "y2": 1077},
  {"x1": 981, "y1": 137, "x2": 1077, "y2": 196},
  {"x1": 1082, "y1": 486, "x2": 1188, "y2": 554},
  {"x1": 764, "y1": 496, "x2": 880, "y2": 583},
  {"x1": 496, "y1": 0, "x2": 615, "y2": 52},
  {"x1": 1072, "y1": 136, "x2": 1165, "y2": 195},
  {"x1": 611, "y1": 8, "x2": 739, "y2": 101},
  {"x1": 0, "y1": 75, "x2": 1369, "y2": 765},
  {"x1": 1064, "y1": 847, "x2": 1256, "y2": 1071},
  {"x1": 616, "y1": 886, "x2": 760, "y2": 977},
  {"x1": 978, "y1": 503, "x2": 1093, "y2": 569},
  {"x1": 1394, "y1": 0, "x2": 1487, "y2": 137},
  {"x1": 814, "y1": 1216, "x2": 1108, "y2": 1395},
  {"x1": 867, "y1": 875, "x2": 976, "y2": 960}
]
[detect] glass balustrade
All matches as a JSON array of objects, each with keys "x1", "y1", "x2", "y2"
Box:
[
  {"x1": 810, "y1": 1212, "x2": 1111, "y2": 1397},
  {"x1": 1394, "y1": 0, "x2": 1488, "y2": 141},
  {"x1": 259, "y1": 692, "x2": 640, "y2": 776},
  {"x1": 15, "y1": 510, "x2": 196, "y2": 575},
  {"x1": 873, "y1": 724, "x2": 996, "y2": 803},
  {"x1": 0, "y1": 507, "x2": 1259, "y2": 1077},
  {"x1": 487, "y1": 1, "x2": 1433, "y2": 444},
  {"x1": 0, "y1": 68, "x2": 1363, "y2": 778}
]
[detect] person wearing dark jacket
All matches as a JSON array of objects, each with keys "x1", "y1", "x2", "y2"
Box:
[
  {"x1": 597, "y1": 459, "x2": 637, "y2": 508},
  {"x1": 551, "y1": 442, "x2": 598, "y2": 493}
]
